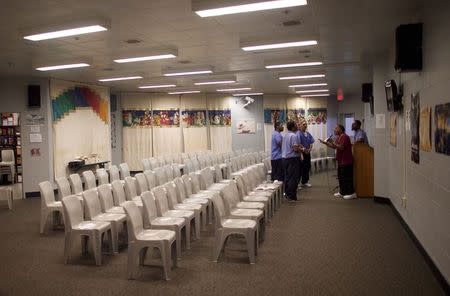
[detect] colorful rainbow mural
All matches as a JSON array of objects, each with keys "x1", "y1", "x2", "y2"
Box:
[{"x1": 52, "y1": 86, "x2": 108, "y2": 123}]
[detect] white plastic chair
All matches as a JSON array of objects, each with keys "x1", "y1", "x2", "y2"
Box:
[
  {"x1": 111, "y1": 180, "x2": 128, "y2": 207},
  {"x1": 172, "y1": 164, "x2": 181, "y2": 178},
  {"x1": 55, "y1": 177, "x2": 72, "y2": 199},
  {"x1": 199, "y1": 167, "x2": 228, "y2": 192},
  {"x1": 97, "y1": 184, "x2": 125, "y2": 214},
  {"x1": 119, "y1": 163, "x2": 131, "y2": 179},
  {"x1": 0, "y1": 149, "x2": 15, "y2": 182},
  {"x1": 164, "y1": 165, "x2": 174, "y2": 181},
  {"x1": 96, "y1": 168, "x2": 109, "y2": 185},
  {"x1": 156, "y1": 155, "x2": 166, "y2": 166},
  {"x1": 135, "y1": 173, "x2": 149, "y2": 195},
  {"x1": 82, "y1": 170, "x2": 97, "y2": 190},
  {"x1": 62, "y1": 194, "x2": 113, "y2": 266},
  {"x1": 211, "y1": 194, "x2": 258, "y2": 264},
  {"x1": 124, "y1": 177, "x2": 142, "y2": 202},
  {"x1": 148, "y1": 157, "x2": 159, "y2": 170},
  {"x1": 109, "y1": 165, "x2": 121, "y2": 182},
  {"x1": 154, "y1": 167, "x2": 168, "y2": 186},
  {"x1": 123, "y1": 201, "x2": 177, "y2": 281},
  {"x1": 39, "y1": 181, "x2": 64, "y2": 234},
  {"x1": 174, "y1": 177, "x2": 211, "y2": 226},
  {"x1": 142, "y1": 159, "x2": 151, "y2": 171},
  {"x1": 141, "y1": 191, "x2": 185, "y2": 259},
  {"x1": 235, "y1": 174, "x2": 272, "y2": 219},
  {"x1": 69, "y1": 173, "x2": 84, "y2": 195},
  {"x1": 83, "y1": 189, "x2": 126, "y2": 253},
  {"x1": 143, "y1": 170, "x2": 157, "y2": 190}
]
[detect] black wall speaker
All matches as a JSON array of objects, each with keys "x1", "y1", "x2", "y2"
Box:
[
  {"x1": 395, "y1": 23, "x2": 423, "y2": 72},
  {"x1": 362, "y1": 83, "x2": 373, "y2": 102},
  {"x1": 28, "y1": 85, "x2": 41, "y2": 108}
]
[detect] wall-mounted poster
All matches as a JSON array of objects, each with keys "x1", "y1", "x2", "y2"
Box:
[
  {"x1": 264, "y1": 109, "x2": 286, "y2": 124},
  {"x1": 419, "y1": 107, "x2": 432, "y2": 151},
  {"x1": 411, "y1": 93, "x2": 420, "y2": 163},
  {"x1": 209, "y1": 110, "x2": 231, "y2": 126},
  {"x1": 390, "y1": 112, "x2": 397, "y2": 147},
  {"x1": 307, "y1": 108, "x2": 327, "y2": 125},
  {"x1": 435, "y1": 102, "x2": 450, "y2": 155},
  {"x1": 122, "y1": 110, "x2": 152, "y2": 127},
  {"x1": 236, "y1": 119, "x2": 256, "y2": 134},
  {"x1": 152, "y1": 110, "x2": 180, "y2": 127},
  {"x1": 182, "y1": 110, "x2": 206, "y2": 127},
  {"x1": 286, "y1": 109, "x2": 305, "y2": 122}
]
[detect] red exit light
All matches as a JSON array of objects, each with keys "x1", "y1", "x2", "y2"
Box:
[{"x1": 337, "y1": 87, "x2": 344, "y2": 101}]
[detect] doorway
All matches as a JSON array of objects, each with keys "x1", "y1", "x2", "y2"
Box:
[{"x1": 339, "y1": 113, "x2": 355, "y2": 138}]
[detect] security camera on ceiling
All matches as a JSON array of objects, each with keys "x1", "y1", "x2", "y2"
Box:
[{"x1": 242, "y1": 96, "x2": 254, "y2": 108}]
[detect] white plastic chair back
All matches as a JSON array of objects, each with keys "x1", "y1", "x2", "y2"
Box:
[
  {"x1": 1, "y1": 149, "x2": 14, "y2": 162},
  {"x1": 144, "y1": 170, "x2": 157, "y2": 190},
  {"x1": 109, "y1": 165, "x2": 121, "y2": 182},
  {"x1": 82, "y1": 170, "x2": 97, "y2": 190},
  {"x1": 152, "y1": 186, "x2": 170, "y2": 216},
  {"x1": 124, "y1": 176, "x2": 138, "y2": 201},
  {"x1": 199, "y1": 168, "x2": 214, "y2": 190},
  {"x1": 96, "y1": 168, "x2": 109, "y2": 185},
  {"x1": 192, "y1": 158, "x2": 201, "y2": 171},
  {"x1": 122, "y1": 201, "x2": 143, "y2": 242},
  {"x1": 164, "y1": 182, "x2": 179, "y2": 209},
  {"x1": 56, "y1": 177, "x2": 72, "y2": 199},
  {"x1": 69, "y1": 174, "x2": 83, "y2": 195},
  {"x1": 154, "y1": 167, "x2": 168, "y2": 185},
  {"x1": 222, "y1": 182, "x2": 239, "y2": 209},
  {"x1": 111, "y1": 180, "x2": 127, "y2": 205},
  {"x1": 119, "y1": 163, "x2": 131, "y2": 179},
  {"x1": 173, "y1": 177, "x2": 187, "y2": 202},
  {"x1": 149, "y1": 157, "x2": 159, "y2": 170},
  {"x1": 184, "y1": 159, "x2": 194, "y2": 174},
  {"x1": 39, "y1": 181, "x2": 56, "y2": 207},
  {"x1": 156, "y1": 155, "x2": 166, "y2": 166},
  {"x1": 214, "y1": 164, "x2": 223, "y2": 182},
  {"x1": 141, "y1": 191, "x2": 159, "y2": 225},
  {"x1": 97, "y1": 184, "x2": 115, "y2": 212},
  {"x1": 135, "y1": 173, "x2": 149, "y2": 195},
  {"x1": 172, "y1": 154, "x2": 182, "y2": 165},
  {"x1": 62, "y1": 195, "x2": 84, "y2": 229},
  {"x1": 211, "y1": 194, "x2": 228, "y2": 228},
  {"x1": 82, "y1": 189, "x2": 102, "y2": 219},
  {"x1": 198, "y1": 156, "x2": 207, "y2": 169},
  {"x1": 142, "y1": 158, "x2": 151, "y2": 171},
  {"x1": 181, "y1": 175, "x2": 194, "y2": 196},
  {"x1": 235, "y1": 175, "x2": 248, "y2": 198},
  {"x1": 164, "y1": 154, "x2": 173, "y2": 165},
  {"x1": 172, "y1": 164, "x2": 181, "y2": 178},
  {"x1": 164, "y1": 165, "x2": 174, "y2": 181},
  {"x1": 188, "y1": 173, "x2": 202, "y2": 193}
]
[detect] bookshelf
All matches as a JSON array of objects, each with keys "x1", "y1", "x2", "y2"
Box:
[{"x1": 0, "y1": 113, "x2": 22, "y2": 183}]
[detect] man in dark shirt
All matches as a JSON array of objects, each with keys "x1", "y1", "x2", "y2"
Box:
[
  {"x1": 319, "y1": 124, "x2": 356, "y2": 199},
  {"x1": 282, "y1": 121, "x2": 302, "y2": 202}
]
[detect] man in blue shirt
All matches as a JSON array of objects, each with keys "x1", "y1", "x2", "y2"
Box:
[
  {"x1": 270, "y1": 122, "x2": 284, "y2": 182},
  {"x1": 351, "y1": 120, "x2": 369, "y2": 144},
  {"x1": 282, "y1": 121, "x2": 302, "y2": 201},
  {"x1": 297, "y1": 120, "x2": 315, "y2": 187}
]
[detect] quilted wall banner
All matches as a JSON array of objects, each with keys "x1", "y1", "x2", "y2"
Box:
[
  {"x1": 152, "y1": 110, "x2": 180, "y2": 127},
  {"x1": 286, "y1": 109, "x2": 305, "y2": 122},
  {"x1": 209, "y1": 110, "x2": 231, "y2": 126},
  {"x1": 264, "y1": 109, "x2": 286, "y2": 124},
  {"x1": 51, "y1": 79, "x2": 110, "y2": 178},
  {"x1": 182, "y1": 110, "x2": 207, "y2": 127},
  {"x1": 435, "y1": 102, "x2": 450, "y2": 155},
  {"x1": 307, "y1": 108, "x2": 327, "y2": 125},
  {"x1": 122, "y1": 110, "x2": 152, "y2": 127}
]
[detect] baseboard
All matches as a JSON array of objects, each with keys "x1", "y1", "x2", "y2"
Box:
[
  {"x1": 25, "y1": 191, "x2": 40, "y2": 198},
  {"x1": 384, "y1": 198, "x2": 450, "y2": 294}
]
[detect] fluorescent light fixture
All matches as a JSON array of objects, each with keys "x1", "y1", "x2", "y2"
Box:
[
  {"x1": 99, "y1": 76, "x2": 143, "y2": 82},
  {"x1": 296, "y1": 89, "x2": 329, "y2": 93},
  {"x1": 233, "y1": 92, "x2": 263, "y2": 96},
  {"x1": 114, "y1": 54, "x2": 176, "y2": 63},
  {"x1": 24, "y1": 25, "x2": 107, "y2": 41},
  {"x1": 279, "y1": 74, "x2": 325, "y2": 80},
  {"x1": 195, "y1": 0, "x2": 307, "y2": 17},
  {"x1": 217, "y1": 87, "x2": 252, "y2": 92},
  {"x1": 300, "y1": 93, "x2": 330, "y2": 97},
  {"x1": 195, "y1": 80, "x2": 236, "y2": 85},
  {"x1": 164, "y1": 70, "x2": 213, "y2": 77},
  {"x1": 36, "y1": 63, "x2": 90, "y2": 71},
  {"x1": 289, "y1": 83, "x2": 327, "y2": 88},
  {"x1": 168, "y1": 90, "x2": 201, "y2": 95},
  {"x1": 266, "y1": 61, "x2": 322, "y2": 69},
  {"x1": 242, "y1": 40, "x2": 317, "y2": 51},
  {"x1": 139, "y1": 84, "x2": 176, "y2": 89}
]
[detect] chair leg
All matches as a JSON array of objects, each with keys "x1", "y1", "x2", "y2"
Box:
[
  {"x1": 64, "y1": 233, "x2": 72, "y2": 264},
  {"x1": 213, "y1": 230, "x2": 226, "y2": 262},
  {"x1": 175, "y1": 228, "x2": 182, "y2": 259},
  {"x1": 208, "y1": 203, "x2": 213, "y2": 224},
  {"x1": 185, "y1": 222, "x2": 191, "y2": 250},
  {"x1": 92, "y1": 233, "x2": 102, "y2": 266},
  {"x1": 201, "y1": 208, "x2": 207, "y2": 230},
  {"x1": 127, "y1": 246, "x2": 138, "y2": 280},
  {"x1": 40, "y1": 210, "x2": 49, "y2": 234},
  {"x1": 7, "y1": 193, "x2": 13, "y2": 210},
  {"x1": 111, "y1": 223, "x2": 118, "y2": 253},
  {"x1": 171, "y1": 242, "x2": 177, "y2": 268},
  {"x1": 160, "y1": 243, "x2": 171, "y2": 281},
  {"x1": 246, "y1": 230, "x2": 256, "y2": 264},
  {"x1": 194, "y1": 214, "x2": 201, "y2": 240},
  {"x1": 81, "y1": 236, "x2": 89, "y2": 256}
]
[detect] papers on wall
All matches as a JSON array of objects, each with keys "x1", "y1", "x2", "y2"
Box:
[
  {"x1": 25, "y1": 114, "x2": 45, "y2": 126},
  {"x1": 419, "y1": 107, "x2": 432, "y2": 151},
  {"x1": 411, "y1": 93, "x2": 420, "y2": 163},
  {"x1": 375, "y1": 114, "x2": 385, "y2": 129},
  {"x1": 236, "y1": 119, "x2": 256, "y2": 134},
  {"x1": 29, "y1": 133, "x2": 42, "y2": 143},
  {"x1": 30, "y1": 125, "x2": 40, "y2": 133}
]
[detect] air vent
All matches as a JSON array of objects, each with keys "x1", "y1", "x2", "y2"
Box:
[
  {"x1": 298, "y1": 49, "x2": 311, "y2": 54},
  {"x1": 282, "y1": 20, "x2": 302, "y2": 27},
  {"x1": 124, "y1": 39, "x2": 142, "y2": 44},
  {"x1": 178, "y1": 60, "x2": 191, "y2": 64},
  {"x1": 103, "y1": 67, "x2": 114, "y2": 71}
]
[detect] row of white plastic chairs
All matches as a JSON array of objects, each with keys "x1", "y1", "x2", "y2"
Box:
[{"x1": 38, "y1": 150, "x2": 279, "y2": 280}]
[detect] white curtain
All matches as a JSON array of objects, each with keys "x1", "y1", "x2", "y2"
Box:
[
  {"x1": 263, "y1": 95, "x2": 288, "y2": 152},
  {"x1": 207, "y1": 94, "x2": 232, "y2": 153},
  {"x1": 51, "y1": 79, "x2": 110, "y2": 178},
  {"x1": 305, "y1": 97, "x2": 328, "y2": 158},
  {"x1": 181, "y1": 94, "x2": 208, "y2": 153},
  {"x1": 152, "y1": 94, "x2": 182, "y2": 156},
  {"x1": 121, "y1": 93, "x2": 152, "y2": 170}
]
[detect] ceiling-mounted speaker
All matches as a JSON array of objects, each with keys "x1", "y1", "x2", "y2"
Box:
[
  {"x1": 28, "y1": 85, "x2": 41, "y2": 108},
  {"x1": 362, "y1": 83, "x2": 373, "y2": 102},
  {"x1": 395, "y1": 23, "x2": 423, "y2": 72}
]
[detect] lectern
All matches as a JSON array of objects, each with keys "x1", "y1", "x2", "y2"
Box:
[{"x1": 352, "y1": 143, "x2": 374, "y2": 198}]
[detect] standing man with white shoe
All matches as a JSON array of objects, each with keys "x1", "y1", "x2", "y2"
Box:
[
  {"x1": 319, "y1": 124, "x2": 356, "y2": 200},
  {"x1": 297, "y1": 120, "x2": 314, "y2": 188}
]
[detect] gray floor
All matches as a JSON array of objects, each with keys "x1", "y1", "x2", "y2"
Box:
[{"x1": 0, "y1": 173, "x2": 445, "y2": 296}]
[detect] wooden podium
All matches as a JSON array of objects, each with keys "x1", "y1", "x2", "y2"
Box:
[{"x1": 353, "y1": 143, "x2": 374, "y2": 198}]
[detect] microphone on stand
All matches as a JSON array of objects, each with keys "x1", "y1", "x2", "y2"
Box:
[{"x1": 324, "y1": 134, "x2": 333, "y2": 143}]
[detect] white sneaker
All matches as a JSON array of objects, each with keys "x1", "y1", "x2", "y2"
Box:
[
  {"x1": 343, "y1": 193, "x2": 357, "y2": 200},
  {"x1": 333, "y1": 192, "x2": 343, "y2": 198},
  {"x1": 303, "y1": 183, "x2": 312, "y2": 187}
]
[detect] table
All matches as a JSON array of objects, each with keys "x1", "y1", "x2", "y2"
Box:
[{"x1": 68, "y1": 161, "x2": 110, "y2": 173}]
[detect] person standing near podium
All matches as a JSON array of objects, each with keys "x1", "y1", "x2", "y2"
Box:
[
  {"x1": 352, "y1": 120, "x2": 369, "y2": 144},
  {"x1": 319, "y1": 124, "x2": 356, "y2": 200},
  {"x1": 297, "y1": 120, "x2": 314, "y2": 188},
  {"x1": 270, "y1": 122, "x2": 284, "y2": 182}
]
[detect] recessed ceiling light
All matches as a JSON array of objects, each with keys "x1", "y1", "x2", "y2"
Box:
[
  {"x1": 233, "y1": 92, "x2": 263, "y2": 96},
  {"x1": 36, "y1": 63, "x2": 90, "y2": 71},
  {"x1": 279, "y1": 74, "x2": 325, "y2": 80},
  {"x1": 194, "y1": 80, "x2": 236, "y2": 85},
  {"x1": 195, "y1": 0, "x2": 307, "y2": 17},
  {"x1": 289, "y1": 83, "x2": 327, "y2": 88},
  {"x1": 242, "y1": 40, "x2": 317, "y2": 51},
  {"x1": 168, "y1": 90, "x2": 201, "y2": 95},
  {"x1": 300, "y1": 93, "x2": 330, "y2": 97},
  {"x1": 296, "y1": 89, "x2": 329, "y2": 93},
  {"x1": 139, "y1": 84, "x2": 176, "y2": 89},
  {"x1": 217, "y1": 87, "x2": 252, "y2": 92},
  {"x1": 98, "y1": 76, "x2": 143, "y2": 82},
  {"x1": 114, "y1": 54, "x2": 176, "y2": 63},
  {"x1": 266, "y1": 61, "x2": 322, "y2": 69},
  {"x1": 164, "y1": 70, "x2": 213, "y2": 77},
  {"x1": 24, "y1": 25, "x2": 107, "y2": 41}
]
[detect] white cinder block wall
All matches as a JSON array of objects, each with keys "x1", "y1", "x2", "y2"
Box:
[{"x1": 367, "y1": 0, "x2": 450, "y2": 282}]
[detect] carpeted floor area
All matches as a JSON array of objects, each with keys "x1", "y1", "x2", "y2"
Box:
[{"x1": 0, "y1": 173, "x2": 445, "y2": 296}]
